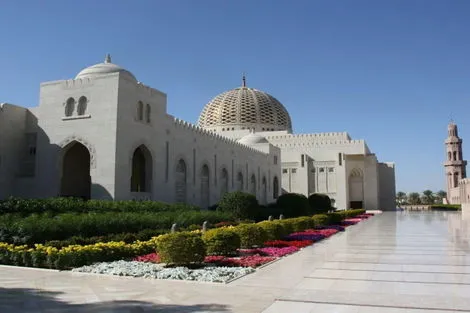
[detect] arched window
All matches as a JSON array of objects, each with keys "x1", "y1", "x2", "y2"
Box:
[
  {"x1": 201, "y1": 164, "x2": 210, "y2": 208},
  {"x1": 261, "y1": 177, "x2": 267, "y2": 204},
  {"x1": 145, "y1": 104, "x2": 151, "y2": 123},
  {"x1": 77, "y1": 96, "x2": 87, "y2": 115},
  {"x1": 273, "y1": 176, "x2": 279, "y2": 199},
  {"x1": 453, "y1": 151, "x2": 457, "y2": 161},
  {"x1": 137, "y1": 101, "x2": 144, "y2": 121},
  {"x1": 130, "y1": 145, "x2": 152, "y2": 192},
  {"x1": 454, "y1": 172, "x2": 459, "y2": 188},
  {"x1": 65, "y1": 97, "x2": 75, "y2": 117},
  {"x1": 175, "y1": 159, "x2": 187, "y2": 203},
  {"x1": 236, "y1": 172, "x2": 244, "y2": 191},
  {"x1": 250, "y1": 174, "x2": 256, "y2": 195},
  {"x1": 220, "y1": 168, "x2": 229, "y2": 197},
  {"x1": 448, "y1": 151, "x2": 452, "y2": 161}
]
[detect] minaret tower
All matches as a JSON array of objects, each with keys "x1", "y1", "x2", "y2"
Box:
[{"x1": 444, "y1": 121, "x2": 467, "y2": 203}]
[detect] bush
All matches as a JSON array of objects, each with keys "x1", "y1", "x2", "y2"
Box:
[
  {"x1": 202, "y1": 228, "x2": 240, "y2": 256},
  {"x1": 308, "y1": 194, "x2": 331, "y2": 214},
  {"x1": 257, "y1": 221, "x2": 287, "y2": 241},
  {"x1": 429, "y1": 204, "x2": 461, "y2": 211},
  {"x1": 232, "y1": 224, "x2": 267, "y2": 248},
  {"x1": 156, "y1": 232, "x2": 206, "y2": 265},
  {"x1": 0, "y1": 197, "x2": 201, "y2": 216},
  {"x1": 312, "y1": 214, "x2": 329, "y2": 227},
  {"x1": 216, "y1": 191, "x2": 259, "y2": 220},
  {"x1": 326, "y1": 212, "x2": 343, "y2": 225},
  {"x1": 289, "y1": 216, "x2": 315, "y2": 232},
  {"x1": 276, "y1": 193, "x2": 310, "y2": 217}
]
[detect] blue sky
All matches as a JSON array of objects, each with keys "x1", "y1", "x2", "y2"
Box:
[{"x1": 1, "y1": 0, "x2": 469, "y2": 194}]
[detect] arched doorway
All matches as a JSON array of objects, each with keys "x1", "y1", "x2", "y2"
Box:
[
  {"x1": 201, "y1": 165, "x2": 210, "y2": 208},
  {"x1": 130, "y1": 145, "x2": 153, "y2": 192},
  {"x1": 60, "y1": 141, "x2": 91, "y2": 199},
  {"x1": 250, "y1": 174, "x2": 256, "y2": 195},
  {"x1": 220, "y1": 168, "x2": 229, "y2": 197},
  {"x1": 273, "y1": 176, "x2": 279, "y2": 199},
  {"x1": 349, "y1": 168, "x2": 364, "y2": 209},
  {"x1": 175, "y1": 159, "x2": 187, "y2": 203},
  {"x1": 236, "y1": 172, "x2": 244, "y2": 191},
  {"x1": 261, "y1": 176, "x2": 267, "y2": 204}
]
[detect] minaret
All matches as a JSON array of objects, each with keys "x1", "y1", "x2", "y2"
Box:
[{"x1": 444, "y1": 121, "x2": 467, "y2": 202}]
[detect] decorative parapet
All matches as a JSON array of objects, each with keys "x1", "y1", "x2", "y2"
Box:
[
  {"x1": 265, "y1": 131, "x2": 351, "y2": 141},
  {"x1": 136, "y1": 82, "x2": 166, "y2": 97},
  {"x1": 172, "y1": 117, "x2": 269, "y2": 156}
]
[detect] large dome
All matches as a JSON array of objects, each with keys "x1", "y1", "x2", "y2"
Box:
[
  {"x1": 197, "y1": 78, "x2": 292, "y2": 133},
  {"x1": 75, "y1": 54, "x2": 137, "y2": 82}
]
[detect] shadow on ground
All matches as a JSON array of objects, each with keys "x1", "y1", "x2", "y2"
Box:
[{"x1": 0, "y1": 287, "x2": 230, "y2": 313}]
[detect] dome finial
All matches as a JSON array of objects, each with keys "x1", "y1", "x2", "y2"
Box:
[
  {"x1": 242, "y1": 72, "x2": 246, "y2": 87},
  {"x1": 104, "y1": 54, "x2": 112, "y2": 64}
]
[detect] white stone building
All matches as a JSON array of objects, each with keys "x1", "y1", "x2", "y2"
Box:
[{"x1": 0, "y1": 55, "x2": 396, "y2": 210}]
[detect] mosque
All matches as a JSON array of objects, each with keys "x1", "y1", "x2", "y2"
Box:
[{"x1": 0, "y1": 55, "x2": 396, "y2": 210}]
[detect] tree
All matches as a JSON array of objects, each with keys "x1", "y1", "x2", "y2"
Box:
[
  {"x1": 396, "y1": 191, "x2": 407, "y2": 205},
  {"x1": 422, "y1": 190, "x2": 434, "y2": 204},
  {"x1": 435, "y1": 190, "x2": 447, "y2": 203},
  {"x1": 407, "y1": 192, "x2": 421, "y2": 205}
]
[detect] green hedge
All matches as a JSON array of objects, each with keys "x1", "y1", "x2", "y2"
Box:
[
  {"x1": 0, "y1": 197, "x2": 201, "y2": 216},
  {"x1": 156, "y1": 232, "x2": 206, "y2": 265},
  {"x1": 429, "y1": 204, "x2": 461, "y2": 211},
  {"x1": 308, "y1": 193, "x2": 332, "y2": 214},
  {"x1": 216, "y1": 191, "x2": 260, "y2": 220},
  {"x1": 276, "y1": 193, "x2": 311, "y2": 217},
  {"x1": 0, "y1": 210, "x2": 234, "y2": 245},
  {"x1": 232, "y1": 224, "x2": 267, "y2": 248},
  {"x1": 202, "y1": 228, "x2": 240, "y2": 256},
  {"x1": 257, "y1": 221, "x2": 288, "y2": 241}
]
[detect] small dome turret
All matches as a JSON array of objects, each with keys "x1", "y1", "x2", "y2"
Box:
[
  {"x1": 75, "y1": 54, "x2": 137, "y2": 82},
  {"x1": 238, "y1": 132, "x2": 269, "y2": 145}
]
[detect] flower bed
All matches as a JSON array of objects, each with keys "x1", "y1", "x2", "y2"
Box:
[
  {"x1": 204, "y1": 255, "x2": 276, "y2": 268},
  {"x1": 263, "y1": 240, "x2": 313, "y2": 248},
  {"x1": 72, "y1": 260, "x2": 254, "y2": 283}
]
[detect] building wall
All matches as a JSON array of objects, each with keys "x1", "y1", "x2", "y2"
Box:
[
  {"x1": 0, "y1": 103, "x2": 28, "y2": 199},
  {"x1": 378, "y1": 162, "x2": 396, "y2": 210}
]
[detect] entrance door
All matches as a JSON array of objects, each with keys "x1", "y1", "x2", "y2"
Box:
[{"x1": 60, "y1": 141, "x2": 91, "y2": 199}]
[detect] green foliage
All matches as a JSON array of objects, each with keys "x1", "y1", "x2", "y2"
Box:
[
  {"x1": 156, "y1": 232, "x2": 206, "y2": 265},
  {"x1": 0, "y1": 210, "x2": 234, "y2": 245},
  {"x1": 308, "y1": 193, "x2": 331, "y2": 214},
  {"x1": 232, "y1": 224, "x2": 267, "y2": 248},
  {"x1": 202, "y1": 228, "x2": 240, "y2": 256},
  {"x1": 289, "y1": 216, "x2": 315, "y2": 232},
  {"x1": 326, "y1": 212, "x2": 343, "y2": 225},
  {"x1": 429, "y1": 204, "x2": 461, "y2": 211},
  {"x1": 216, "y1": 191, "x2": 259, "y2": 219},
  {"x1": 256, "y1": 221, "x2": 287, "y2": 241},
  {"x1": 311, "y1": 214, "x2": 329, "y2": 227},
  {"x1": 275, "y1": 193, "x2": 310, "y2": 217},
  {"x1": 0, "y1": 197, "x2": 201, "y2": 216}
]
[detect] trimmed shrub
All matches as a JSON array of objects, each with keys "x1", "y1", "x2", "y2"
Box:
[
  {"x1": 326, "y1": 212, "x2": 343, "y2": 225},
  {"x1": 156, "y1": 232, "x2": 206, "y2": 265},
  {"x1": 278, "y1": 219, "x2": 296, "y2": 235},
  {"x1": 312, "y1": 214, "x2": 329, "y2": 227},
  {"x1": 308, "y1": 193, "x2": 331, "y2": 214},
  {"x1": 430, "y1": 204, "x2": 461, "y2": 211},
  {"x1": 257, "y1": 221, "x2": 287, "y2": 241},
  {"x1": 276, "y1": 193, "x2": 311, "y2": 217},
  {"x1": 232, "y1": 224, "x2": 267, "y2": 248},
  {"x1": 290, "y1": 216, "x2": 315, "y2": 232},
  {"x1": 202, "y1": 228, "x2": 240, "y2": 256},
  {"x1": 216, "y1": 191, "x2": 260, "y2": 220}
]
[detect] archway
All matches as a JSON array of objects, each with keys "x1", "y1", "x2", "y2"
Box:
[
  {"x1": 261, "y1": 176, "x2": 267, "y2": 204},
  {"x1": 349, "y1": 168, "x2": 364, "y2": 209},
  {"x1": 175, "y1": 159, "x2": 187, "y2": 203},
  {"x1": 201, "y1": 165, "x2": 210, "y2": 208},
  {"x1": 130, "y1": 145, "x2": 152, "y2": 192},
  {"x1": 250, "y1": 174, "x2": 256, "y2": 195},
  {"x1": 236, "y1": 172, "x2": 244, "y2": 191},
  {"x1": 60, "y1": 141, "x2": 91, "y2": 199},
  {"x1": 273, "y1": 176, "x2": 279, "y2": 199},
  {"x1": 220, "y1": 168, "x2": 229, "y2": 197}
]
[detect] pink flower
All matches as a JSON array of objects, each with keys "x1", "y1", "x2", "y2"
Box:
[{"x1": 133, "y1": 253, "x2": 160, "y2": 263}]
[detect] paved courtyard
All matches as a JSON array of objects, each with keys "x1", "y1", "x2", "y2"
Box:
[{"x1": 1, "y1": 211, "x2": 470, "y2": 313}]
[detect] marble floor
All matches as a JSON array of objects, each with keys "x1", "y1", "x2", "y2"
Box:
[{"x1": 1, "y1": 211, "x2": 469, "y2": 313}]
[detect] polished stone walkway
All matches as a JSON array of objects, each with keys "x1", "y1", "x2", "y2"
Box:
[{"x1": 1, "y1": 211, "x2": 469, "y2": 312}]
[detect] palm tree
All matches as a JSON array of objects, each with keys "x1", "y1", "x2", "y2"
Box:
[
  {"x1": 422, "y1": 190, "x2": 434, "y2": 204},
  {"x1": 408, "y1": 192, "x2": 421, "y2": 205},
  {"x1": 435, "y1": 190, "x2": 447, "y2": 203}
]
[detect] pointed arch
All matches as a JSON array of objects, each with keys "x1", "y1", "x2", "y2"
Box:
[
  {"x1": 250, "y1": 174, "x2": 256, "y2": 195},
  {"x1": 454, "y1": 172, "x2": 459, "y2": 188},
  {"x1": 453, "y1": 151, "x2": 457, "y2": 161},
  {"x1": 175, "y1": 159, "x2": 187, "y2": 203},
  {"x1": 261, "y1": 176, "x2": 267, "y2": 204},
  {"x1": 273, "y1": 176, "x2": 279, "y2": 199},
  {"x1": 201, "y1": 164, "x2": 210, "y2": 208},
  {"x1": 131, "y1": 145, "x2": 152, "y2": 192},
  {"x1": 236, "y1": 172, "x2": 244, "y2": 191},
  {"x1": 349, "y1": 168, "x2": 364, "y2": 209},
  {"x1": 220, "y1": 167, "x2": 229, "y2": 197},
  {"x1": 60, "y1": 141, "x2": 91, "y2": 199}
]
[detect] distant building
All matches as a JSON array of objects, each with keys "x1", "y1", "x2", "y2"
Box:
[{"x1": 0, "y1": 55, "x2": 396, "y2": 210}]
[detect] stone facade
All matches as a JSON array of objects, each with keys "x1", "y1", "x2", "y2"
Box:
[{"x1": 0, "y1": 55, "x2": 396, "y2": 210}]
